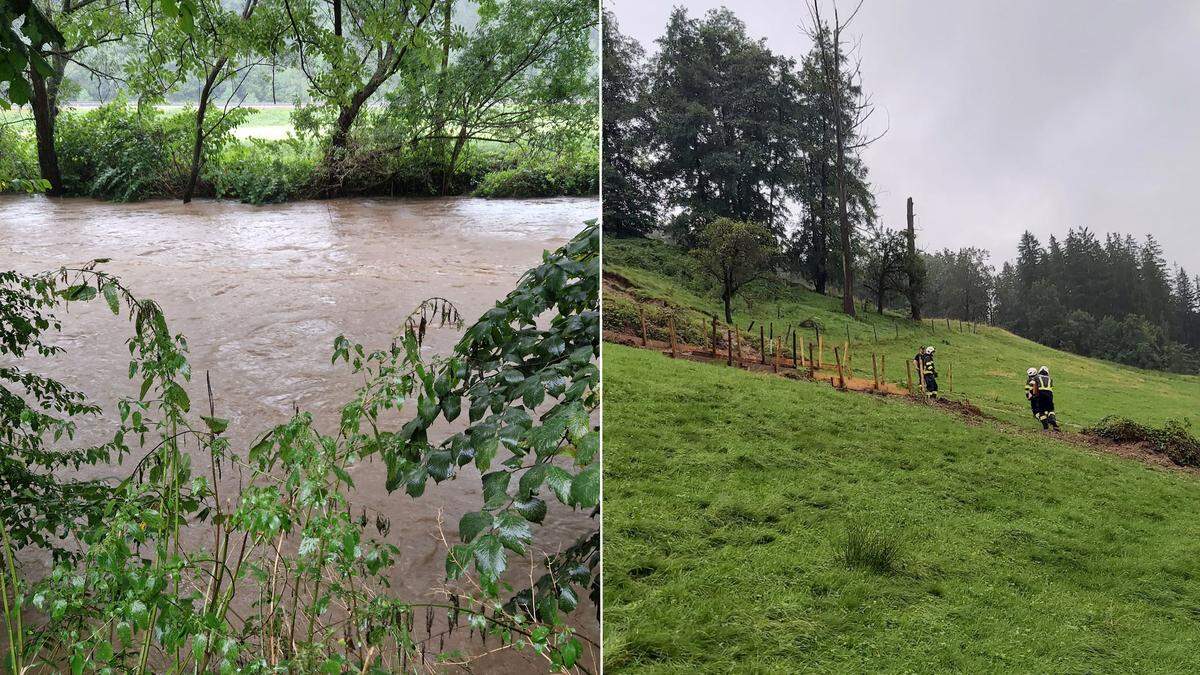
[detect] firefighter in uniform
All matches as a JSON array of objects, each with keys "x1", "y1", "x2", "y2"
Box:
[
  {"x1": 1033, "y1": 365, "x2": 1059, "y2": 430},
  {"x1": 915, "y1": 346, "x2": 938, "y2": 399},
  {"x1": 1025, "y1": 367, "x2": 1041, "y2": 422}
]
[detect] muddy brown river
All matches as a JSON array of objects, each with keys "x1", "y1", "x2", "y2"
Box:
[{"x1": 0, "y1": 194, "x2": 599, "y2": 672}]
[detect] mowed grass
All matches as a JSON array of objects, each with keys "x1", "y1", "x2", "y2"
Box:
[
  {"x1": 603, "y1": 236, "x2": 1200, "y2": 429},
  {"x1": 0, "y1": 105, "x2": 295, "y2": 139},
  {"x1": 602, "y1": 344, "x2": 1200, "y2": 673}
]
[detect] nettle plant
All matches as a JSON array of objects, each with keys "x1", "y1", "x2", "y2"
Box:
[{"x1": 0, "y1": 221, "x2": 599, "y2": 673}]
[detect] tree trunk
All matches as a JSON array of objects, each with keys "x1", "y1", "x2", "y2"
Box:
[
  {"x1": 834, "y1": 103, "x2": 854, "y2": 317},
  {"x1": 906, "y1": 196, "x2": 922, "y2": 320},
  {"x1": 29, "y1": 67, "x2": 64, "y2": 196},
  {"x1": 723, "y1": 291, "x2": 733, "y2": 324},
  {"x1": 183, "y1": 58, "x2": 228, "y2": 204},
  {"x1": 441, "y1": 125, "x2": 469, "y2": 195},
  {"x1": 433, "y1": 0, "x2": 454, "y2": 190},
  {"x1": 813, "y1": 162, "x2": 829, "y2": 294},
  {"x1": 325, "y1": 47, "x2": 396, "y2": 167}
]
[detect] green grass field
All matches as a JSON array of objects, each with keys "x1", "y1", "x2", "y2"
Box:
[
  {"x1": 602, "y1": 344, "x2": 1200, "y2": 673},
  {"x1": 603, "y1": 236, "x2": 1200, "y2": 429},
  {"x1": 1, "y1": 105, "x2": 294, "y2": 139}
]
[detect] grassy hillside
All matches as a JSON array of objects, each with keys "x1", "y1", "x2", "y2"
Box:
[
  {"x1": 602, "y1": 344, "x2": 1200, "y2": 673},
  {"x1": 603, "y1": 236, "x2": 1200, "y2": 429}
]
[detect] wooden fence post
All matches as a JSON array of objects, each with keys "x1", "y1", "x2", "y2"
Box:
[
  {"x1": 792, "y1": 332, "x2": 798, "y2": 369},
  {"x1": 834, "y1": 346, "x2": 845, "y2": 389},
  {"x1": 639, "y1": 307, "x2": 648, "y2": 347},
  {"x1": 711, "y1": 316, "x2": 718, "y2": 358},
  {"x1": 818, "y1": 335, "x2": 824, "y2": 368},
  {"x1": 872, "y1": 353, "x2": 879, "y2": 390},
  {"x1": 669, "y1": 317, "x2": 677, "y2": 358},
  {"x1": 873, "y1": 325, "x2": 878, "y2": 343},
  {"x1": 948, "y1": 361, "x2": 954, "y2": 393},
  {"x1": 808, "y1": 342, "x2": 815, "y2": 376},
  {"x1": 773, "y1": 337, "x2": 780, "y2": 373},
  {"x1": 881, "y1": 355, "x2": 886, "y2": 389}
]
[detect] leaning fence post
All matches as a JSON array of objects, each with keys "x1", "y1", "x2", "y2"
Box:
[
  {"x1": 669, "y1": 317, "x2": 677, "y2": 358},
  {"x1": 872, "y1": 353, "x2": 879, "y2": 390},
  {"x1": 881, "y1": 355, "x2": 887, "y2": 389},
  {"x1": 639, "y1": 307, "x2": 648, "y2": 347},
  {"x1": 834, "y1": 346, "x2": 845, "y2": 389}
]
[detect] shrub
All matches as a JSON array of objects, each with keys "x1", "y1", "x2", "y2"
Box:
[
  {"x1": 474, "y1": 150, "x2": 598, "y2": 198},
  {"x1": 1085, "y1": 415, "x2": 1200, "y2": 467},
  {"x1": 842, "y1": 520, "x2": 903, "y2": 574},
  {"x1": 0, "y1": 124, "x2": 38, "y2": 192},
  {"x1": 208, "y1": 138, "x2": 318, "y2": 204},
  {"x1": 55, "y1": 102, "x2": 194, "y2": 201}
]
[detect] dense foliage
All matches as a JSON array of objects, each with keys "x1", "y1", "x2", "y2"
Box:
[
  {"x1": 922, "y1": 229, "x2": 1200, "y2": 374},
  {"x1": 0, "y1": 222, "x2": 600, "y2": 672},
  {"x1": 0, "y1": 0, "x2": 598, "y2": 202},
  {"x1": 602, "y1": 4, "x2": 890, "y2": 315}
]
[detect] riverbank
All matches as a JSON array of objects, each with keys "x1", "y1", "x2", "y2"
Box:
[{"x1": 0, "y1": 104, "x2": 598, "y2": 204}]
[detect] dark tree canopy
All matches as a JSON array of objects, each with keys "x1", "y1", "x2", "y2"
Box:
[{"x1": 601, "y1": 9, "x2": 657, "y2": 236}]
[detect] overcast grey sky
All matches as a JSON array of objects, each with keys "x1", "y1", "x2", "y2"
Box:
[{"x1": 607, "y1": 0, "x2": 1200, "y2": 274}]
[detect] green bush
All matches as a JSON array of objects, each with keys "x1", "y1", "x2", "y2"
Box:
[
  {"x1": 474, "y1": 151, "x2": 598, "y2": 198},
  {"x1": 0, "y1": 124, "x2": 38, "y2": 192},
  {"x1": 208, "y1": 138, "x2": 317, "y2": 204},
  {"x1": 56, "y1": 102, "x2": 194, "y2": 201},
  {"x1": 1085, "y1": 415, "x2": 1200, "y2": 467}
]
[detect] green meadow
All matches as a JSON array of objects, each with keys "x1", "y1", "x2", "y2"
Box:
[
  {"x1": 602, "y1": 344, "x2": 1200, "y2": 673},
  {"x1": 603, "y1": 236, "x2": 1200, "y2": 429}
]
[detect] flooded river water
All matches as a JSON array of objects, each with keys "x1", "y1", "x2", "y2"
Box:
[{"x1": 0, "y1": 194, "x2": 599, "y2": 671}]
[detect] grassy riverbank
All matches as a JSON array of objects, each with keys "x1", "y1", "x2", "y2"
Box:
[{"x1": 602, "y1": 344, "x2": 1200, "y2": 672}]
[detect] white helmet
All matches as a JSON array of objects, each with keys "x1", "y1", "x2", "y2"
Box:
[
  {"x1": 1039, "y1": 366, "x2": 1049, "y2": 375},
  {"x1": 1026, "y1": 367, "x2": 1036, "y2": 377},
  {"x1": 925, "y1": 346, "x2": 935, "y2": 355}
]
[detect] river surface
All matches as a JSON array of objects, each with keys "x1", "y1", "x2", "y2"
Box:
[{"x1": 0, "y1": 194, "x2": 599, "y2": 671}]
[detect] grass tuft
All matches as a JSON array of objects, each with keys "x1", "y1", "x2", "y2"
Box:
[{"x1": 841, "y1": 520, "x2": 904, "y2": 575}]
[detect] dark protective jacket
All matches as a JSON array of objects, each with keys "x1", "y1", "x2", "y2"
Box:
[{"x1": 1035, "y1": 374, "x2": 1052, "y2": 392}]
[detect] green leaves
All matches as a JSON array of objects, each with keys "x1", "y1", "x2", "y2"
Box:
[
  {"x1": 471, "y1": 534, "x2": 506, "y2": 581},
  {"x1": 61, "y1": 284, "x2": 97, "y2": 302},
  {"x1": 200, "y1": 415, "x2": 229, "y2": 435},
  {"x1": 481, "y1": 471, "x2": 511, "y2": 510},
  {"x1": 496, "y1": 510, "x2": 534, "y2": 554},
  {"x1": 102, "y1": 283, "x2": 120, "y2": 314},
  {"x1": 458, "y1": 511, "x2": 493, "y2": 543},
  {"x1": 569, "y1": 463, "x2": 600, "y2": 508}
]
